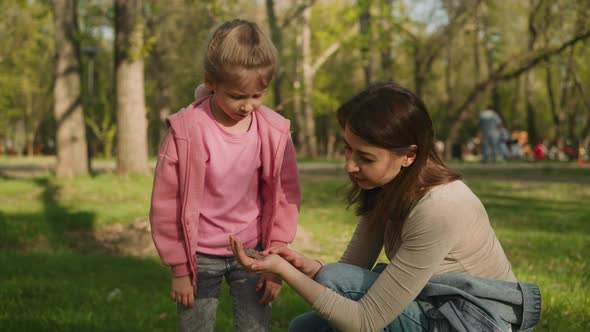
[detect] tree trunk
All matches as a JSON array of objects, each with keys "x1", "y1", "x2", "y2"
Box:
[
  {"x1": 51, "y1": 0, "x2": 88, "y2": 177},
  {"x1": 302, "y1": 5, "x2": 318, "y2": 158},
  {"x1": 115, "y1": 0, "x2": 149, "y2": 175},
  {"x1": 23, "y1": 77, "x2": 35, "y2": 156},
  {"x1": 325, "y1": 125, "x2": 337, "y2": 160},
  {"x1": 544, "y1": 62, "x2": 560, "y2": 141},
  {"x1": 524, "y1": 0, "x2": 542, "y2": 146},
  {"x1": 293, "y1": 32, "x2": 306, "y2": 156},
  {"x1": 379, "y1": 0, "x2": 394, "y2": 81},
  {"x1": 483, "y1": 16, "x2": 502, "y2": 121},
  {"x1": 156, "y1": 82, "x2": 171, "y2": 149},
  {"x1": 508, "y1": 76, "x2": 521, "y2": 128},
  {"x1": 359, "y1": 0, "x2": 373, "y2": 86},
  {"x1": 266, "y1": 0, "x2": 282, "y2": 109}
]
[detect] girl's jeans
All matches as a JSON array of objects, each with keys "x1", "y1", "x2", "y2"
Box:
[
  {"x1": 177, "y1": 252, "x2": 270, "y2": 332},
  {"x1": 288, "y1": 263, "x2": 431, "y2": 332}
]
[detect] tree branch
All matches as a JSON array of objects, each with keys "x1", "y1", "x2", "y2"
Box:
[
  {"x1": 444, "y1": 28, "x2": 590, "y2": 152},
  {"x1": 310, "y1": 25, "x2": 357, "y2": 75},
  {"x1": 279, "y1": 0, "x2": 318, "y2": 29}
]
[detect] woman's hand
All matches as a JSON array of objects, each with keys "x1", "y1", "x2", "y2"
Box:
[
  {"x1": 263, "y1": 246, "x2": 322, "y2": 278},
  {"x1": 229, "y1": 235, "x2": 288, "y2": 276}
]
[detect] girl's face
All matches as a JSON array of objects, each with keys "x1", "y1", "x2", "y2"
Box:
[
  {"x1": 207, "y1": 70, "x2": 266, "y2": 125},
  {"x1": 343, "y1": 126, "x2": 415, "y2": 189}
]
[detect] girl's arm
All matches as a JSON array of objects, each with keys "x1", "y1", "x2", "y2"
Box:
[
  {"x1": 150, "y1": 130, "x2": 190, "y2": 276},
  {"x1": 268, "y1": 135, "x2": 301, "y2": 247}
]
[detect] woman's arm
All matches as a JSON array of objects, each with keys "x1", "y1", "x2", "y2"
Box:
[{"x1": 339, "y1": 216, "x2": 384, "y2": 269}]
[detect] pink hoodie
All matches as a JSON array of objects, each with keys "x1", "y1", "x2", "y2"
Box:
[{"x1": 150, "y1": 97, "x2": 301, "y2": 287}]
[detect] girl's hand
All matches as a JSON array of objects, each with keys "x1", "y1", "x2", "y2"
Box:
[
  {"x1": 171, "y1": 275, "x2": 195, "y2": 307},
  {"x1": 263, "y1": 246, "x2": 321, "y2": 278},
  {"x1": 257, "y1": 273, "x2": 282, "y2": 305},
  {"x1": 229, "y1": 235, "x2": 287, "y2": 275}
]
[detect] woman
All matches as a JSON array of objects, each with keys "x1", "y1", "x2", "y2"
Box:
[{"x1": 230, "y1": 82, "x2": 541, "y2": 332}]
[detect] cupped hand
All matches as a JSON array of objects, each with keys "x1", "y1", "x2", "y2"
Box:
[{"x1": 229, "y1": 235, "x2": 286, "y2": 275}]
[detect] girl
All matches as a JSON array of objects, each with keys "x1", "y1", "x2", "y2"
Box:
[
  {"x1": 230, "y1": 82, "x2": 541, "y2": 331},
  {"x1": 150, "y1": 19, "x2": 301, "y2": 332}
]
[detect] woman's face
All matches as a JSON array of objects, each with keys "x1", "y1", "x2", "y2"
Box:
[{"x1": 343, "y1": 126, "x2": 414, "y2": 189}]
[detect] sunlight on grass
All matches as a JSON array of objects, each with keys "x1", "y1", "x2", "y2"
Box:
[{"x1": 1, "y1": 167, "x2": 589, "y2": 330}]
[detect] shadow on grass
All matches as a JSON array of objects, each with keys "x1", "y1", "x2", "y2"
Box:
[
  {"x1": 0, "y1": 253, "x2": 175, "y2": 332},
  {"x1": 0, "y1": 177, "x2": 177, "y2": 331},
  {"x1": 0, "y1": 177, "x2": 120, "y2": 254}
]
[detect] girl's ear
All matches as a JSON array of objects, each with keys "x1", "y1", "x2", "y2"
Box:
[
  {"x1": 402, "y1": 145, "x2": 418, "y2": 167},
  {"x1": 204, "y1": 81, "x2": 216, "y2": 92}
]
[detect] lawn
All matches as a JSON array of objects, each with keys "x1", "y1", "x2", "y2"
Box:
[{"x1": 0, "y1": 163, "x2": 588, "y2": 331}]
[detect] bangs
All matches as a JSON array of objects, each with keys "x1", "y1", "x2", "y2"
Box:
[{"x1": 225, "y1": 66, "x2": 274, "y2": 90}]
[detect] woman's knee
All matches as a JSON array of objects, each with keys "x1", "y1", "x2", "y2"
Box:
[
  {"x1": 314, "y1": 262, "x2": 351, "y2": 287},
  {"x1": 288, "y1": 312, "x2": 330, "y2": 332}
]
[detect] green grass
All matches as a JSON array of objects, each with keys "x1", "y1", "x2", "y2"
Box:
[{"x1": 1, "y1": 165, "x2": 589, "y2": 330}]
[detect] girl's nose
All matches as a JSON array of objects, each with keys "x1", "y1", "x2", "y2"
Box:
[
  {"x1": 344, "y1": 156, "x2": 359, "y2": 173},
  {"x1": 243, "y1": 101, "x2": 257, "y2": 112}
]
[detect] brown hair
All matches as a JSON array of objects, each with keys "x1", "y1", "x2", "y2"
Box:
[
  {"x1": 204, "y1": 19, "x2": 278, "y2": 89},
  {"x1": 337, "y1": 82, "x2": 462, "y2": 239}
]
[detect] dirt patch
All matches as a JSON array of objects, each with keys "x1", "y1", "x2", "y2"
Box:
[
  {"x1": 73, "y1": 221, "x2": 315, "y2": 259},
  {"x1": 94, "y1": 220, "x2": 157, "y2": 257}
]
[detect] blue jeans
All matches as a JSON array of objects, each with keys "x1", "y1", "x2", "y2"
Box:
[
  {"x1": 177, "y1": 252, "x2": 270, "y2": 332},
  {"x1": 288, "y1": 263, "x2": 432, "y2": 332},
  {"x1": 481, "y1": 133, "x2": 501, "y2": 163}
]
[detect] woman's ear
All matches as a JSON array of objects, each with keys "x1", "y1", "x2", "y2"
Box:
[{"x1": 402, "y1": 145, "x2": 418, "y2": 167}]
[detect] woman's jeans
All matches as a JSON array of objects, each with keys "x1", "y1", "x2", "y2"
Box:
[
  {"x1": 177, "y1": 252, "x2": 270, "y2": 332},
  {"x1": 288, "y1": 263, "x2": 431, "y2": 332}
]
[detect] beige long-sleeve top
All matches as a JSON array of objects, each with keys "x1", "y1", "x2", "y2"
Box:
[{"x1": 312, "y1": 180, "x2": 516, "y2": 332}]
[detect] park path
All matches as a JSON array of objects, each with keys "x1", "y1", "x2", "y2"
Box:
[{"x1": 0, "y1": 156, "x2": 584, "y2": 178}]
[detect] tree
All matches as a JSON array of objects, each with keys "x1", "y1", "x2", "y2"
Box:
[
  {"x1": 51, "y1": 0, "x2": 89, "y2": 177},
  {"x1": 114, "y1": 0, "x2": 149, "y2": 175},
  {"x1": 443, "y1": 27, "x2": 590, "y2": 159},
  {"x1": 524, "y1": 0, "x2": 542, "y2": 146},
  {"x1": 358, "y1": 0, "x2": 373, "y2": 86}
]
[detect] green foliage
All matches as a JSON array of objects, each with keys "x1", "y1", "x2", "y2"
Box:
[
  {"x1": 1, "y1": 0, "x2": 590, "y2": 158},
  {"x1": 0, "y1": 0, "x2": 54, "y2": 145}
]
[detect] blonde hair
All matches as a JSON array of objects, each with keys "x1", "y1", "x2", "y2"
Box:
[{"x1": 204, "y1": 19, "x2": 278, "y2": 89}]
